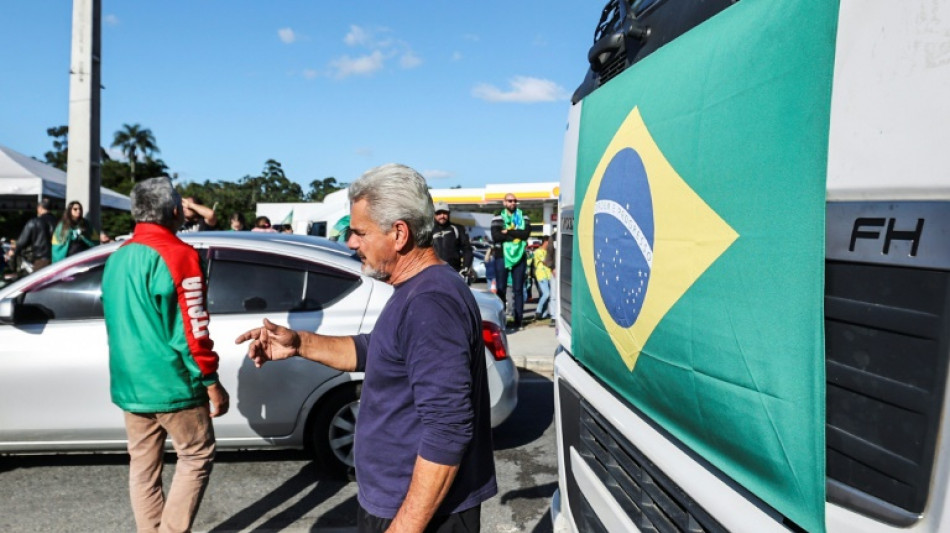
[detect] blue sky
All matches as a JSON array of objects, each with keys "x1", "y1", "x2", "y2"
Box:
[{"x1": 2, "y1": 1, "x2": 598, "y2": 190}]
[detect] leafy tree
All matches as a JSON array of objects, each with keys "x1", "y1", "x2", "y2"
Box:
[
  {"x1": 44, "y1": 126, "x2": 69, "y2": 171},
  {"x1": 18, "y1": 126, "x2": 322, "y2": 240},
  {"x1": 100, "y1": 131, "x2": 166, "y2": 238},
  {"x1": 31, "y1": 125, "x2": 138, "y2": 239},
  {"x1": 307, "y1": 177, "x2": 346, "y2": 202},
  {"x1": 262, "y1": 159, "x2": 285, "y2": 181},
  {"x1": 101, "y1": 156, "x2": 167, "y2": 196},
  {"x1": 111, "y1": 123, "x2": 159, "y2": 182},
  {"x1": 44, "y1": 125, "x2": 114, "y2": 173},
  {"x1": 137, "y1": 157, "x2": 169, "y2": 183},
  {"x1": 243, "y1": 160, "x2": 304, "y2": 203},
  {"x1": 101, "y1": 159, "x2": 131, "y2": 194},
  {"x1": 98, "y1": 158, "x2": 139, "y2": 238},
  {"x1": 173, "y1": 159, "x2": 306, "y2": 231}
]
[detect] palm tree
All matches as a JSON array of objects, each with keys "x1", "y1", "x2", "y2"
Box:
[{"x1": 111, "y1": 123, "x2": 159, "y2": 182}]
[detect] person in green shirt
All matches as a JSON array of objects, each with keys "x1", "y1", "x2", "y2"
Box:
[
  {"x1": 489, "y1": 194, "x2": 532, "y2": 330},
  {"x1": 51, "y1": 201, "x2": 97, "y2": 262},
  {"x1": 103, "y1": 177, "x2": 229, "y2": 532}
]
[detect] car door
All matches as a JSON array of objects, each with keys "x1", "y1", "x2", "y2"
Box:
[
  {"x1": 0, "y1": 253, "x2": 124, "y2": 451},
  {"x1": 201, "y1": 246, "x2": 373, "y2": 440}
]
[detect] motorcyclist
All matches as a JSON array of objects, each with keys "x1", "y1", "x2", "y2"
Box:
[
  {"x1": 7, "y1": 198, "x2": 57, "y2": 273},
  {"x1": 431, "y1": 202, "x2": 474, "y2": 281}
]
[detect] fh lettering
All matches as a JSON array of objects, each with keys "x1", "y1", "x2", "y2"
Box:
[
  {"x1": 182, "y1": 276, "x2": 210, "y2": 338},
  {"x1": 849, "y1": 217, "x2": 924, "y2": 256}
]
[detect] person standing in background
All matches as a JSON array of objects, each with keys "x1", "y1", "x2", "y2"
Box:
[
  {"x1": 103, "y1": 177, "x2": 229, "y2": 533},
  {"x1": 532, "y1": 235, "x2": 553, "y2": 321},
  {"x1": 546, "y1": 230, "x2": 558, "y2": 324},
  {"x1": 490, "y1": 194, "x2": 532, "y2": 331},
  {"x1": 7, "y1": 197, "x2": 56, "y2": 272},
  {"x1": 229, "y1": 212, "x2": 247, "y2": 231},
  {"x1": 179, "y1": 196, "x2": 217, "y2": 232},
  {"x1": 251, "y1": 216, "x2": 278, "y2": 232},
  {"x1": 52, "y1": 200, "x2": 98, "y2": 262},
  {"x1": 432, "y1": 202, "x2": 474, "y2": 280}
]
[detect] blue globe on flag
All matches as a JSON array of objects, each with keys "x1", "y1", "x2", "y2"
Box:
[{"x1": 593, "y1": 148, "x2": 654, "y2": 328}]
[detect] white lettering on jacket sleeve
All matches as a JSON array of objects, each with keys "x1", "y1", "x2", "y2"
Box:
[{"x1": 182, "y1": 276, "x2": 210, "y2": 338}]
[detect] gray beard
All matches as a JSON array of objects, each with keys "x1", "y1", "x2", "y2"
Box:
[{"x1": 362, "y1": 263, "x2": 391, "y2": 281}]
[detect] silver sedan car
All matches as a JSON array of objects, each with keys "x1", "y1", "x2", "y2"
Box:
[{"x1": 0, "y1": 232, "x2": 518, "y2": 477}]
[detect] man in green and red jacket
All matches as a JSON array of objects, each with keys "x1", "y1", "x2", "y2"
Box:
[{"x1": 102, "y1": 176, "x2": 229, "y2": 533}]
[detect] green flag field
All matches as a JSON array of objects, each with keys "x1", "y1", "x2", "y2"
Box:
[{"x1": 572, "y1": 1, "x2": 838, "y2": 531}]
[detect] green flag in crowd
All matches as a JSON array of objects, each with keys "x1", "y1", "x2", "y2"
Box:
[{"x1": 280, "y1": 209, "x2": 294, "y2": 227}]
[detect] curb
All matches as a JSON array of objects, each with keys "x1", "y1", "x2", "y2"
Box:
[{"x1": 513, "y1": 355, "x2": 554, "y2": 377}]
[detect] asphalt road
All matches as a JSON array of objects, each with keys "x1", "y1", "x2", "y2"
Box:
[{"x1": 0, "y1": 373, "x2": 557, "y2": 532}]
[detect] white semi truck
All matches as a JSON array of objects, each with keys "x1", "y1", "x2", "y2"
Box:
[{"x1": 551, "y1": 1, "x2": 950, "y2": 532}]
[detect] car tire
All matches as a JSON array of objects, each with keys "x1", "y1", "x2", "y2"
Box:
[{"x1": 308, "y1": 382, "x2": 361, "y2": 479}]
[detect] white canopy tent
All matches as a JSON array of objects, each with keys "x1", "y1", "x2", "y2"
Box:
[{"x1": 0, "y1": 144, "x2": 130, "y2": 211}]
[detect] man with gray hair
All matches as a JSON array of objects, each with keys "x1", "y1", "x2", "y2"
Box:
[
  {"x1": 102, "y1": 176, "x2": 229, "y2": 533},
  {"x1": 237, "y1": 163, "x2": 497, "y2": 532}
]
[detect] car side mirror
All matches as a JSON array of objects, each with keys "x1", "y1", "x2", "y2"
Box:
[{"x1": 0, "y1": 297, "x2": 15, "y2": 325}]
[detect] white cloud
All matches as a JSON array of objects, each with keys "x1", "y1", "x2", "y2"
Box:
[
  {"x1": 355, "y1": 147, "x2": 374, "y2": 158},
  {"x1": 331, "y1": 25, "x2": 421, "y2": 78},
  {"x1": 400, "y1": 51, "x2": 422, "y2": 69},
  {"x1": 451, "y1": 51, "x2": 463, "y2": 62},
  {"x1": 462, "y1": 34, "x2": 480, "y2": 42},
  {"x1": 104, "y1": 14, "x2": 120, "y2": 26},
  {"x1": 424, "y1": 169, "x2": 453, "y2": 180},
  {"x1": 344, "y1": 25, "x2": 372, "y2": 47},
  {"x1": 472, "y1": 76, "x2": 568, "y2": 103},
  {"x1": 278, "y1": 27, "x2": 297, "y2": 44},
  {"x1": 330, "y1": 50, "x2": 385, "y2": 78},
  {"x1": 302, "y1": 68, "x2": 319, "y2": 80}
]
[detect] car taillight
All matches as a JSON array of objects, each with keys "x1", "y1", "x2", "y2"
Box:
[{"x1": 482, "y1": 321, "x2": 508, "y2": 361}]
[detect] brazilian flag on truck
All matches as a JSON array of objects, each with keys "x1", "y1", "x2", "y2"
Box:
[{"x1": 572, "y1": 1, "x2": 837, "y2": 532}]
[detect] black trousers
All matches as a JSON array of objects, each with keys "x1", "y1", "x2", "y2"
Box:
[
  {"x1": 357, "y1": 504, "x2": 481, "y2": 533},
  {"x1": 494, "y1": 254, "x2": 527, "y2": 327}
]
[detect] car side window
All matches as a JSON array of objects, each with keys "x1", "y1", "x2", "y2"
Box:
[
  {"x1": 207, "y1": 260, "x2": 306, "y2": 314},
  {"x1": 18, "y1": 262, "x2": 106, "y2": 322},
  {"x1": 304, "y1": 270, "x2": 361, "y2": 310},
  {"x1": 206, "y1": 249, "x2": 360, "y2": 314}
]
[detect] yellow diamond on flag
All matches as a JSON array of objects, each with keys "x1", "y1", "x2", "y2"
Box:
[{"x1": 578, "y1": 107, "x2": 739, "y2": 371}]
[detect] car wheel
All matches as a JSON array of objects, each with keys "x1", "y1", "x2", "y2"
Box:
[{"x1": 309, "y1": 383, "x2": 360, "y2": 479}]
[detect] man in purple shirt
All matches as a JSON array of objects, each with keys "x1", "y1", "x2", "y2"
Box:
[{"x1": 236, "y1": 163, "x2": 497, "y2": 532}]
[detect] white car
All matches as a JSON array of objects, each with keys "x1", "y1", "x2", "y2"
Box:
[{"x1": 0, "y1": 232, "x2": 518, "y2": 477}]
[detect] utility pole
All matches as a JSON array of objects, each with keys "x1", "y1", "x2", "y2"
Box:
[{"x1": 66, "y1": 0, "x2": 102, "y2": 229}]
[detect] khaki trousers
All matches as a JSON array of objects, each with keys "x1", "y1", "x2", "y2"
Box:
[{"x1": 124, "y1": 405, "x2": 216, "y2": 533}]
